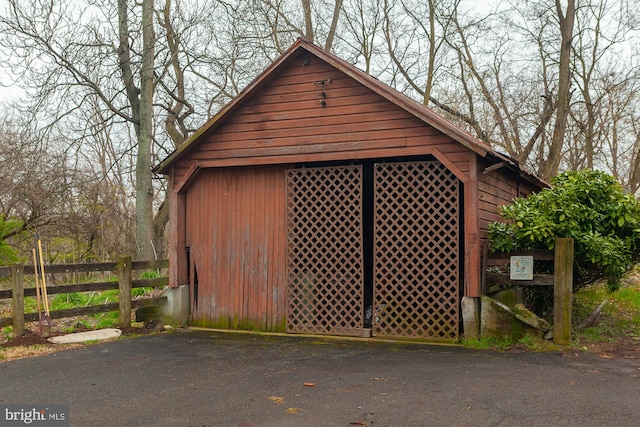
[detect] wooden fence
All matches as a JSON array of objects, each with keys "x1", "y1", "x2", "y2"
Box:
[
  {"x1": 482, "y1": 238, "x2": 574, "y2": 345},
  {"x1": 0, "y1": 256, "x2": 169, "y2": 335}
]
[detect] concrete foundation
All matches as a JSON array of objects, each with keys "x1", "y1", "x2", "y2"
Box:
[
  {"x1": 159, "y1": 285, "x2": 190, "y2": 327},
  {"x1": 461, "y1": 296, "x2": 480, "y2": 340}
]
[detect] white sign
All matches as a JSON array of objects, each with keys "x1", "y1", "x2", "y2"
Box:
[{"x1": 510, "y1": 256, "x2": 534, "y2": 280}]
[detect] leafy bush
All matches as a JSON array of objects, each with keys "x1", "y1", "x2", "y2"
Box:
[{"x1": 488, "y1": 169, "x2": 640, "y2": 292}]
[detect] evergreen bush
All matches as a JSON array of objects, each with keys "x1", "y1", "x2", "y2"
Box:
[{"x1": 488, "y1": 169, "x2": 640, "y2": 292}]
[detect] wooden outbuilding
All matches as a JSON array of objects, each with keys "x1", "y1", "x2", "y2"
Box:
[{"x1": 154, "y1": 39, "x2": 545, "y2": 341}]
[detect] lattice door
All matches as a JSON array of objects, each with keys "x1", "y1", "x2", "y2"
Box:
[
  {"x1": 374, "y1": 161, "x2": 460, "y2": 340},
  {"x1": 286, "y1": 166, "x2": 364, "y2": 336}
]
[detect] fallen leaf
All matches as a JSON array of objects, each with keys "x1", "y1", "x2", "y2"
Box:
[
  {"x1": 285, "y1": 407, "x2": 302, "y2": 414},
  {"x1": 267, "y1": 396, "x2": 284, "y2": 404},
  {"x1": 350, "y1": 420, "x2": 371, "y2": 426}
]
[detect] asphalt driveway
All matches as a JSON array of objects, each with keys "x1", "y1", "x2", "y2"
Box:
[{"x1": 1, "y1": 330, "x2": 639, "y2": 426}]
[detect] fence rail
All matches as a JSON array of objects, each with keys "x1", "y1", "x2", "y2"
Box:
[
  {"x1": 0, "y1": 257, "x2": 169, "y2": 334},
  {"x1": 482, "y1": 238, "x2": 574, "y2": 345},
  {"x1": 0, "y1": 259, "x2": 167, "y2": 278}
]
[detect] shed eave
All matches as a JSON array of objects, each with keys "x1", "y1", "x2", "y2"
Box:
[{"x1": 153, "y1": 39, "x2": 311, "y2": 175}]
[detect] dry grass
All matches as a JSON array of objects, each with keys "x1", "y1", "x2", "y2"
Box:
[{"x1": 0, "y1": 342, "x2": 82, "y2": 362}]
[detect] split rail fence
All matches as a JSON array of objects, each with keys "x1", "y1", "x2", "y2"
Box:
[{"x1": 0, "y1": 256, "x2": 168, "y2": 335}]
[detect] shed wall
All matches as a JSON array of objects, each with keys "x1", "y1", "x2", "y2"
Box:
[
  {"x1": 172, "y1": 55, "x2": 470, "y2": 184},
  {"x1": 477, "y1": 158, "x2": 539, "y2": 248},
  {"x1": 184, "y1": 165, "x2": 288, "y2": 331}
]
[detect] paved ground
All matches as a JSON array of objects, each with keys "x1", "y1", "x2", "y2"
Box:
[{"x1": 1, "y1": 330, "x2": 639, "y2": 426}]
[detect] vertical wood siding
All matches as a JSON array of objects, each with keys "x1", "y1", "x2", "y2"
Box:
[{"x1": 185, "y1": 165, "x2": 287, "y2": 331}]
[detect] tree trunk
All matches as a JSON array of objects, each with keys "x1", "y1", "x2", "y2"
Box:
[
  {"x1": 301, "y1": 0, "x2": 314, "y2": 41},
  {"x1": 542, "y1": 0, "x2": 575, "y2": 181},
  {"x1": 324, "y1": 0, "x2": 343, "y2": 51},
  {"x1": 117, "y1": 0, "x2": 141, "y2": 138},
  {"x1": 136, "y1": 0, "x2": 156, "y2": 260},
  {"x1": 117, "y1": 0, "x2": 154, "y2": 260},
  {"x1": 424, "y1": 0, "x2": 436, "y2": 106}
]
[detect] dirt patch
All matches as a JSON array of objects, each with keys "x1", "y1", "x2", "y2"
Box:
[
  {"x1": 1, "y1": 329, "x2": 56, "y2": 348},
  {"x1": 1, "y1": 326, "x2": 155, "y2": 348},
  {"x1": 581, "y1": 336, "x2": 640, "y2": 360},
  {"x1": 0, "y1": 323, "x2": 164, "y2": 362}
]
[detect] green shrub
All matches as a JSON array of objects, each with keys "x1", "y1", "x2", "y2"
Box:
[{"x1": 488, "y1": 169, "x2": 640, "y2": 292}]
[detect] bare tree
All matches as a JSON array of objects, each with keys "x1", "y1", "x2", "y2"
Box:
[
  {"x1": 2, "y1": 0, "x2": 640, "y2": 266},
  {"x1": 0, "y1": 0, "x2": 157, "y2": 259},
  {"x1": 245, "y1": 0, "x2": 343, "y2": 53},
  {"x1": 541, "y1": 0, "x2": 576, "y2": 180},
  {"x1": 381, "y1": 0, "x2": 455, "y2": 105},
  {"x1": 598, "y1": 72, "x2": 640, "y2": 195},
  {"x1": 0, "y1": 0, "x2": 247, "y2": 259},
  {"x1": 0, "y1": 114, "x2": 73, "y2": 243},
  {"x1": 424, "y1": 3, "x2": 556, "y2": 169},
  {"x1": 301, "y1": 0, "x2": 314, "y2": 40},
  {"x1": 340, "y1": 0, "x2": 385, "y2": 74},
  {"x1": 325, "y1": 0, "x2": 344, "y2": 51}
]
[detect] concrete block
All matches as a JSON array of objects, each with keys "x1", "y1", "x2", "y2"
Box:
[
  {"x1": 488, "y1": 288, "x2": 523, "y2": 307},
  {"x1": 461, "y1": 296, "x2": 480, "y2": 340},
  {"x1": 480, "y1": 295, "x2": 549, "y2": 340},
  {"x1": 159, "y1": 285, "x2": 190, "y2": 327}
]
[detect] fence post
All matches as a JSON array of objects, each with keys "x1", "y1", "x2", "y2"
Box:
[
  {"x1": 11, "y1": 264, "x2": 25, "y2": 335},
  {"x1": 554, "y1": 238, "x2": 574, "y2": 345},
  {"x1": 117, "y1": 256, "x2": 132, "y2": 328}
]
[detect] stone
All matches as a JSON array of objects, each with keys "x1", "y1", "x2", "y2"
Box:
[{"x1": 480, "y1": 295, "x2": 548, "y2": 340}]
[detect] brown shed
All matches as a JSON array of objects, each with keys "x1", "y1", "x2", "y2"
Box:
[{"x1": 155, "y1": 39, "x2": 545, "y2": 341}]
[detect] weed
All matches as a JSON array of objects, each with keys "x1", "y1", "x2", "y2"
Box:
[
  {"x1": 615, "y1": 287, "x2": 640, "y2": 310},
  {"x1": 23, "y1": 297, "x2": 38, "y2": 313},
  {"x1": 93, "y1": 312, "x2": 118, "y2": 329},
  {"x1": 573, "y1": 269, "x2": 640, "y2": 347},
  {"x1": 100, "y1": 290, "x2": 119, "y2": 304},
  {"x1": 53, "y1": 292, "x2": 88, "y2": 308},
  {"x1": 60, "y1": 318, "x2": 92, "y2": 333},
  {"x1": 141, "y1": 270, "x2": 161, "y2": 279},
  {"x1": 132, "y1": 287, "x2": 153, "y2": 297},
  {"x1": 518, "y1": 333, "x2": 543, "y2": 351},
  {"x1": 463, "y1": 336, "x2": 513, "y2": 350},
  {"x1": 2, "y1": 326, "x2": 12, "y2": 340}
]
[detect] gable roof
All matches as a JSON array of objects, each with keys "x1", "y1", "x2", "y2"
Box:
[{"x1": 154, "y1": 38, "x2": 546, "y2": 188}]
